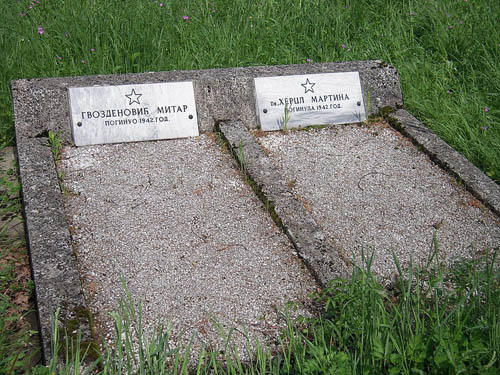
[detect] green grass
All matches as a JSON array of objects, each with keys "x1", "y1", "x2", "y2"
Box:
[
  {"x1": 0, "y1": 156, "x2": 38, "y2": 374},
  {"x1": 294, "y1": 249, "x2": 500, "y2": 374},
  {"x1": 29, "y1": 248, "x2": 500, "y2": 374},
  {"x1": 0, "y1": 296, "x2": 36, "y2": 375},
  {"x1": 1, "y1": 0, "x2": 499, "y2": 373},
  {"x1": 0, "y1": 0, "x2": 499, "y2": 181}
]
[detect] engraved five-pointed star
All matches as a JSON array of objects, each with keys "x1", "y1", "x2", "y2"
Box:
[
  {"x1": 125, "y1": 89, "x2": 142, "y2": 105},
  {"x1": 301, "y1": 78, "x2": 316, "y2": 94}
]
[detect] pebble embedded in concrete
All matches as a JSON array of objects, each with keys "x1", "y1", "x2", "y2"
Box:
[
  {"x1": 258, "y1": 123, "x2": 500, "y2": 281},
  {"x1": 60, "y1": 135, "x2": 318, "y2": 359}
]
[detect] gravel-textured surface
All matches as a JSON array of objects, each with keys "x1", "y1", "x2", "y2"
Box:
[
  {"x1": 60, "y1": 135, "x2": 318, "y2": 357},
  {"x1": 11, "y1": 61, "x2": 402, "y2": 362},
  {"x1": 220, "y1": 121, "x2": 351, "y2": 286},
  {"x1": 389, "y1": 109, "x2": 500, "y2": 216},
  {"x1": 258, "y1": 122, "x2": 500, "y2": 280}
]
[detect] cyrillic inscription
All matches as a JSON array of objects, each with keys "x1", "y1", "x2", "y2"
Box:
[
  {"x1": 69, "y1": 82, "x2": 198, "y2": 146},
  {"x1": 254, "y1": 72, "x2": 366, "y2": 131}
]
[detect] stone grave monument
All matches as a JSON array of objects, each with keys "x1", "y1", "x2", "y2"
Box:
[{"x1": 10, "y1": 61, "x2": 500, "y2": 363}]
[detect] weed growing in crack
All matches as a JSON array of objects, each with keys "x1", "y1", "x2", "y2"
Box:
[
  {"x1": 47, "y1": 130, "x2": 62, "y2": 161},
  {"x1": 281, "y1": 103, "x2": 291, "y2": 132},
  {"x1": 236, "y1": 139, "x2": 246, "y2": 172}
]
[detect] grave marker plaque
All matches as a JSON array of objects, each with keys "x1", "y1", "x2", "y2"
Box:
[
  {"x1": 255, "y1": 72, "x2": 366, "y2": 131},
  {"x1": 69, "y1": 82, "x2": 198, "y2": 146}
]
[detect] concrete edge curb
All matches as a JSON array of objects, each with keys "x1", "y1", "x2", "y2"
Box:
[
  {"x1": 218, "y1": 120, "x2": 351, "y2": 287},
  {"x1": 387, "y1": 109, "x2": 500, "y2": 217},
  {"x1": 15, "y1": 139, "x2": 93, "y2": 362}
]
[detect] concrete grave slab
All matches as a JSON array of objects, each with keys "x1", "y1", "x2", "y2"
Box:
[
  {"x1": 11, "y1": 61, "x2": 401, "y2": 362},
  {"x1": 11, "y1": 61, "x2": 500, "y2": 365},
  {"x1": 59, "y1": 135, "x2": 317, "y2": 358},
  {"x1": 256, "y1": 123, "x2": 500, "y2": 280},
  {"x1": 220, "y1": 120, "x2": 500, "y2": 286}
]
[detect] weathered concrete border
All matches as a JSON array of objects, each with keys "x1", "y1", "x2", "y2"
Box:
[
  {"x1": 10, "y1": 60, "x2": 500, "y2": 363},
  {"x1": 388, "y1": 109, "x2": 500, "y2": 216},
  {"x1": 10, "y1": 61, "x2": 401, "y2": 362},
  {"x1": 218, "y1": 121, "x2": 351, "y2": 286},
  {"x1": 15, "y1": 138, "x2": 93, "y2": 361},
  {"x1": 11, "y1": 60, "x2": 401, "y2": 142}
]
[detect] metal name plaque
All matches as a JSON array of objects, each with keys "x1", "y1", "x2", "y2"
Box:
[
  {"x1": 69, "y1": 82, "x2": 199, "y2": 146},
  {"x1": 255, "y1": 72, "x2": 366, "y2": 131}
]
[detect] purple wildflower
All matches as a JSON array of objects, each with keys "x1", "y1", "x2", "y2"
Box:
[
  {"x1": 183, "y1": 15, "x2": 189, "y2": 20},
  {"x1": 37, "y1": 27, "x2": 44, "y2": 35}
]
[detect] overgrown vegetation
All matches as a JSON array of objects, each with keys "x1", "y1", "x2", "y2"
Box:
[
  {"x1": 292, "y1": 248, "x2": 500, "y2": 374},
  {"x1": 47, "y1": 130, "x2": 62, "y2": 162},
  {"x1": 27, "y1": 248, "x2": 500, "y2": 374},
  {"x1": 1, "y1": 0, "x2": 499, "y2": 373},
  {"x1": 0, "y1": 156, "x2": 37, "y2": 374}
]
